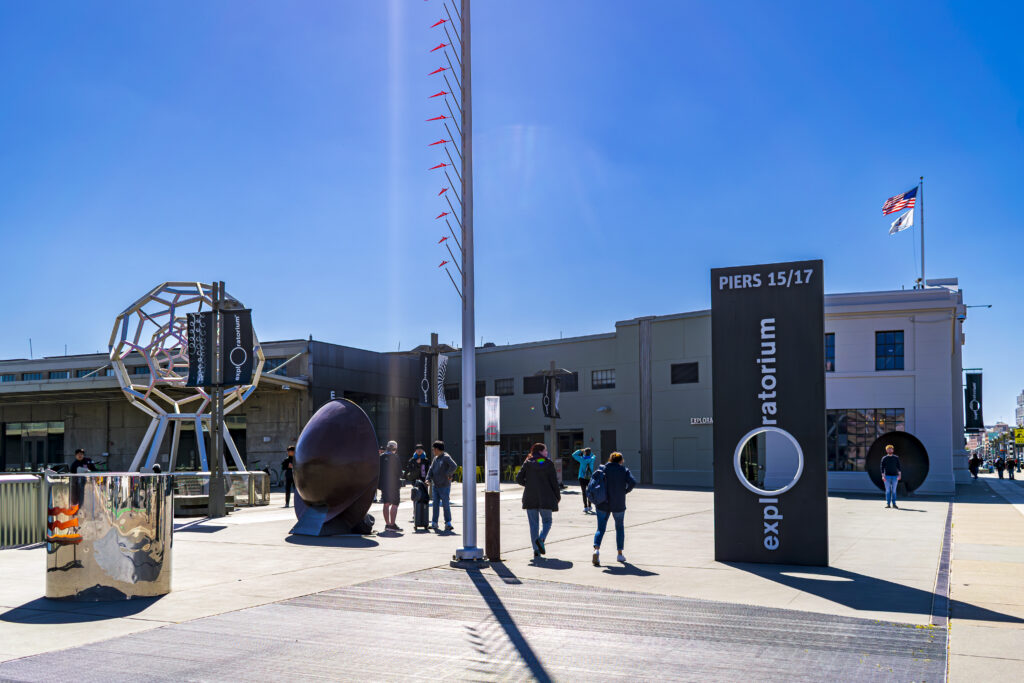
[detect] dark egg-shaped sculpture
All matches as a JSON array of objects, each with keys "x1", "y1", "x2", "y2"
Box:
[
  {"x1": 290, "y1": 399, "x2": 379, "y2": 536},
  {"x1": 866, "y1": 431, "x2": 929, "y2": 494}
]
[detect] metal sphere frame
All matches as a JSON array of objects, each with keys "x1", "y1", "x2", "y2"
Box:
[{"x1": 108, "y1": 282, "x2": 265, "y2": 472}]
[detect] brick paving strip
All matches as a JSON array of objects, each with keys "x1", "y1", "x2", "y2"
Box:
[{"x1": 0, "y1": 566, "x2": 946, "y2": 682}]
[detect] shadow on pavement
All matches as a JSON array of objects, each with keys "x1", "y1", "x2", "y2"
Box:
[
  {"x1": 1, "y1": 596, "x2": 162, "y2": 624},
  {"x1": 490, "y1": 562, "x2": 523, "y2": 585},
  {"x1": 602, "y1": 562, "x2": 659, "y2": 577},
  {"x1": 466, "y1": 569, "x2": 553, "y2": 683},
  {"x1": 727, "y1": 563, "x2": 1024, "y2": 624},
  {"x1": 529, "y1": 558, "x2": 573, "y2": 570},
  {"x1": 284, "y1": 535, "x2": 379, "y2": 548}
]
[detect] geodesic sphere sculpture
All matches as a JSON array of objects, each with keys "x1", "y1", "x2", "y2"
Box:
[{"x1": 108, "y1": 282, "x2": 264, "y2": 471}]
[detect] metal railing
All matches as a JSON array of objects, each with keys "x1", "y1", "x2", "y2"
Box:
[
  {"x1": 0, "y1": 474, "x2": 45, "y2": 548},
  {"x1": 171, "y1": 471, "x2": 270, "y2": 507}
]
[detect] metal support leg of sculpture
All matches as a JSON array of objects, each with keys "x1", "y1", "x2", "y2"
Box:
[{"x1": 128, "y1": 419, "x2": 160, "y2": 472}]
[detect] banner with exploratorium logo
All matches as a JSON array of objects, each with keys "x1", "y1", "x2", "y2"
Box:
[
  {"x1": 219, "y1": 309, "x2": 254, "y2": 387},
  {"x1": 186, "y1": 312, "x2": 215, "y2": 387},
  {"x1": 964, "y1": 373, "x2": 984, "y2": 432},
  {"x1": 417, "y1": 353, "x2": 432, "y2": 407}
]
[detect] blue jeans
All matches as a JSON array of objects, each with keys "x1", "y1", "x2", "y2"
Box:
[
  {"x1": 884, "y1": 476, "x2": 899, "y2": 506},
  {"x1": 526, "y1": 509, "x2": 552, "y2": 550},
  {"x1": 594, "y1": 509, "x2": 625, "y2": 551},
  {"x1": 431, "y1": 484, "x2": 452, "y2": 526}
]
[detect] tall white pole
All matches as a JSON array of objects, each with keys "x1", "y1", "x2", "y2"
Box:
[
  {"x1": 456, "y1": 0, "x2": 482, "y2": 560},
  {"x1": 919, "y1": 176, "x2": 925, "y2": 287}
]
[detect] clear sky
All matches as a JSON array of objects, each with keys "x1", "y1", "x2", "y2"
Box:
[{"x1": 0, "y1": 1, "x2": 1021, "y2": 420}]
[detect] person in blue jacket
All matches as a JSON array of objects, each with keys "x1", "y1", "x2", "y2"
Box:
[
  {"x1": 592, "y1": 452, "x2": 636, "y2": 566},
  {"x1": 571, "y1": 448, "x2": 597, "y2": 513}
]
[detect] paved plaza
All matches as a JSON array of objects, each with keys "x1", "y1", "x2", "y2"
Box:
[{"x1": 1, "y1": 474, "x2": 1023, "y2": 681}]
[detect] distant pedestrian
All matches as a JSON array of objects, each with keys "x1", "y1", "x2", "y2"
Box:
[
  {"x1": 572, "y1": 448, "x2": 597, "y2": 513},
  {"x1": 968, "y1": 454, "x2": 982, "y2": 480},
  {"x1": 516, "y1": 443, "x2": 560, "y2": 558},
  {"x1": 408, "y1": 444, "x2": 431, "y2": 484},
  {"x1": 69, "y1": 448, "x2": 97, "y2": 474},
  {"x1": 995, "y1": 456, "x2": 1005, "y2": 479},
  {"x1": 1006, "y1": 455, "x2": 1017, "y2": 480},
  {"x1": 281, "y1": 446, "x2": 295, "y2": 507},
  {"x1": 380, "y1": 441, "x2": 403, "y2": 531},
  {"x1": 880, "y1": 444, "x2": 901, "y2": 509},
  {"x1": 591, "y1": 452, "x2": 637, "y2": 566},
  {"x1": 426, "y1": 440, "x2": 458, "y2": 532}
]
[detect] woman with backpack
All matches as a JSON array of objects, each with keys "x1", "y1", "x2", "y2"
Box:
[
  {"x1": 515, "y1": 443, "x2": 561, "y2": 558},
  {"x1": 589, "y1": 452, "x2": 636, "y2": 566}
]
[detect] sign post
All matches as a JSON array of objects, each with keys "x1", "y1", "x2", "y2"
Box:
[
  {"x1": 484, "y1": 396, "x2": 501, "y2": 561},
  {"x1": 710, "y1": 260, "x2": 828, "y2": 566}
]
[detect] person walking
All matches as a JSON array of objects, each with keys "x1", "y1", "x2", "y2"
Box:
[
  {"x1": 1006, "y1": 454, "x2": 1017, "y2": 480},
  {"x1": 69, "y1": 448, "x2": 97, "y2": 474},
  {"x1": 880, "y1": 444, "x2": 901, "y2": 509},
  {"x1": 515, "y1": 443, "x2": 560, "y2": 558},
  {"x1": 426, "y1": 440, "x2": 458, "y2": 532},
  {"x1": 572, "y1": 447, "x2": 597, "y2": 513},
  {"x1": 592, "y1": 452, "x2": 637, "y2": 566},
  {"x1": 380, "y1": 440, "x2": 403, "y2": 531},
  {"x1": 968, "y1": 453, "x2": 982, "y2": 480},
  {"x1": 281, "y1": 446, "x2": 296, "y2": 507},
  {"x1": 994, "y1": 455, "x2": 1005, "y2": 479}
]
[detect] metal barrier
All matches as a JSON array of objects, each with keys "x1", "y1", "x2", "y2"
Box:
[
  {"x1": 0, "y1": 474, "x2": 45, "y2": 549},
  {"x1": 169, "y1": 471, "x2": 269, "y2": 513}
]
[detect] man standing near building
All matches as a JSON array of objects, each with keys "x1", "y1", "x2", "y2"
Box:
[
  {"x1": 380, "y1": 440, "x2": 403, "y2": 532},
  {"x1": 880, "y1": 444, "x2": 901, "y2": 509},
  {"x1": 995, "y1": 454, "x2": 1006, "y2": 479},
  {"x1": 281, "y1": 446, "x2": 296, "y2": 507},
  {"x1": 426, "y1": 440, "x2": 457, "y2": 532},
  {"x1": 571, "y1": 447, "x2": 597, "y2": 513},
  {"x1": 1006, "y1": 453, "x2": 1017, "y2": 480},
  {"x1": 69, "y1": 448, "x2": 97, "y2": 474}
]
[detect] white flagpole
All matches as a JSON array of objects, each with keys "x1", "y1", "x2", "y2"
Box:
[{"x1": 919, "y1": 176, "x2": 925, "y2": 287}]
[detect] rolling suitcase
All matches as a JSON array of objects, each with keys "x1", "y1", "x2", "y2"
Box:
[{"x1": 411, "y1": 480, "x2": 431, "y2": 530}]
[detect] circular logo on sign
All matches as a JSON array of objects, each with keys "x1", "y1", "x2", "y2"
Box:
[
  {"x1": 229, "y1": 346, "x2": 248, "y2": 368},
  {"x1": 733, "y1": 426, "x2": 805, "y2": 497}
]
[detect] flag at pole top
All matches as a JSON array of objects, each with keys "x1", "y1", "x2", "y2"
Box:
[
  {"x1": 888, "y1": 210, "x2": 914, "y2": 235},
  {"x1": 882, "y1": 187, "x2": 918, "y2": 215}
]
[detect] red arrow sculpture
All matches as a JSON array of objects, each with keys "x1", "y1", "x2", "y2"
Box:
[
  {"x1": 429, "y1": 163, "x2": 448, "y2": 170},
  {"x1": 439, "y1": 260, "x2": 449, "y2": 268},
  {"x1": 429, "y1": 67, "x2": 447, "y2": 75},
  {"x1": 426, "y1": 115, "x2": 448, "y2": 122},
  {"x1": 429, "y1": 139, "x2": 448, "y2": 146},
  {"x1": 438, "y1": 188, "x2": 448, "y2": 195},
  {"x1": 431, "y1": 19, "x2": 447, "y2": 28},
  {"x1": 430, "y1": 43, "x2": 447, "y2": 52},
  {"x1": 436, "y1": 212, "x2": 449, "y2": 219},
  {"x1": 429, "y1": 91, "x2": 448, "y2": 98},
  {"x1": 438, "y1": 236, "x2": 448, "y2": 243}
]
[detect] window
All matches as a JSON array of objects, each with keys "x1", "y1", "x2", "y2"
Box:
[
  {"x1": 75, "y1": 369, "x2": 94, "y2": 378},
  {"x1": 560, "y1": 372, "x2": 579, "y2": 392},
  {"x1": 22, "y1": 372, "x2": 42, "y2": 381},
  {"x1": 671, "y1": 362, "x2": 699, "y2": 384},
  {"x1": 875, "y1": 331, "x2": 904, "y2": 370},
  {"x1": 494, "y1": 378, "x2": 514, "y2": 396},
  {"x1": 476, "y1": 380, "x2": 486, "y2": 398},
  {"x1": 263, "y1": 358, "x2": 288, "y2": 376},
  {"x1": 48, "y1": 371, "x2": 69, "y2": 380},
  {"x1": 523, "y1": 376, "x2": 544, "y2": 394},
  {"x1": 133, "y1": 366, "x2": 150, "y2": 375},
  {"x1": 592, "y1": 369, "x2": 616, "y2": 390},
  {"x1": 1, "y1": 374, "x2": 15, "y2": 382},
  {"x1": 825, "y1": 333, "x2": 835, "y2": 372},
  {"x1": 826, "y1": 408, "x2": 905, "y2": 471},
  {"x1": 105, "y1": 368, "x2": 115, "y2": 377},
  {"x1": 444, "y1": 383, "x2": 460, "y2": 401}
]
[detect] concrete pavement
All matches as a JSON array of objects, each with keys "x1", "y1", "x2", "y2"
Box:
[{"x1": 0, "y1": 476, "x2": 1022, "y2": 680}]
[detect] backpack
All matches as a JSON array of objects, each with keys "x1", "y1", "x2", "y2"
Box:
[{"x1": 587, "y1": 467, "x2": 608, "y2": 506}]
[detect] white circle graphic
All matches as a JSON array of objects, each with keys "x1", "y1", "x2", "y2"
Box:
[{"x1": 733, "y1": 426, "x2": 805, "y2": 497}]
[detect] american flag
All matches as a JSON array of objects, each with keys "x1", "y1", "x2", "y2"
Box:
[{"x1": 882, "y1": 187, "x2": 918, "y2": 215}]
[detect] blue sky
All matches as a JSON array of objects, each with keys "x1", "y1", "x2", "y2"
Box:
[{"x1": 0, "y1": 1, "x2": 1021, "y2": 420}]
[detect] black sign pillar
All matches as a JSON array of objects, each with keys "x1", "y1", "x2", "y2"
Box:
[
  {"x1": 964, "y1": 373, "x2": 983, "y2": 432},
  {"x1": 711, "y1": 260, "x2": 828, "y2": 566}
]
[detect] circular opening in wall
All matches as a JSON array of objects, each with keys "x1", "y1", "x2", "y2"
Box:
[{"x1": 733, "y1": 426, "x2": 805, "y2": 496}]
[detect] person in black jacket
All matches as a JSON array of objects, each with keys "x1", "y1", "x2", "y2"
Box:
[
  {"x1": 69, "y1": 448, "x2": 97, "y2": 474},
  {"x1": 592, "y1": 452, "x2": 636, "y2": 566},
  {"x1": 994, "y1": 455, "x2": 1005, "y2": 479},
  {"x1": 968, "y1": 454, "x2": 982, "y2": 480},
  {"x1": 281, "y1": 446, "x2": 296, "y2": 507},
  {"x1": 380, "y1": 440, "x2": 403, "y2": 532},
  {"x1": 880, "y1": 445, "x2": 901, "y2": 509},
  {"x1": 515, "y1": 442, "x2": 560, "y2": 558}
]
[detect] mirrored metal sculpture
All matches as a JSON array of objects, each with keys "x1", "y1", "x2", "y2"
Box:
[
  {"x1": 108, "y1": 282, "x2": 265, "y2": 472},
  {"x1": 46, "y1": 473, "x2": 173, "y2": 600},
  {"x1": 291, "y1": 399, "x2": 379, "y2": 536}
]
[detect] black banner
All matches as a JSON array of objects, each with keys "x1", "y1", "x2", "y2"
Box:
[
  {"x1": 220, "y1": 309, "x2": 254, "y2": 387},
  {"x1": 965, "y1": 373, "x2": 984, "y2": 432},
  {"x1": 417, "y1": 353, "x2": 432, "y2": 407},
  {"x1": 710, "y1": 260, "x2": 828, "y2": 566},
  {"x1": 186, "y1": 312, "x2": 215, "y2": 387},
  {"x1": 437, "y1": 354, "x2": 449, "y2": 410},
  {"x1": 543, "y1": 376, "x2": 560, "y2": 419}
]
